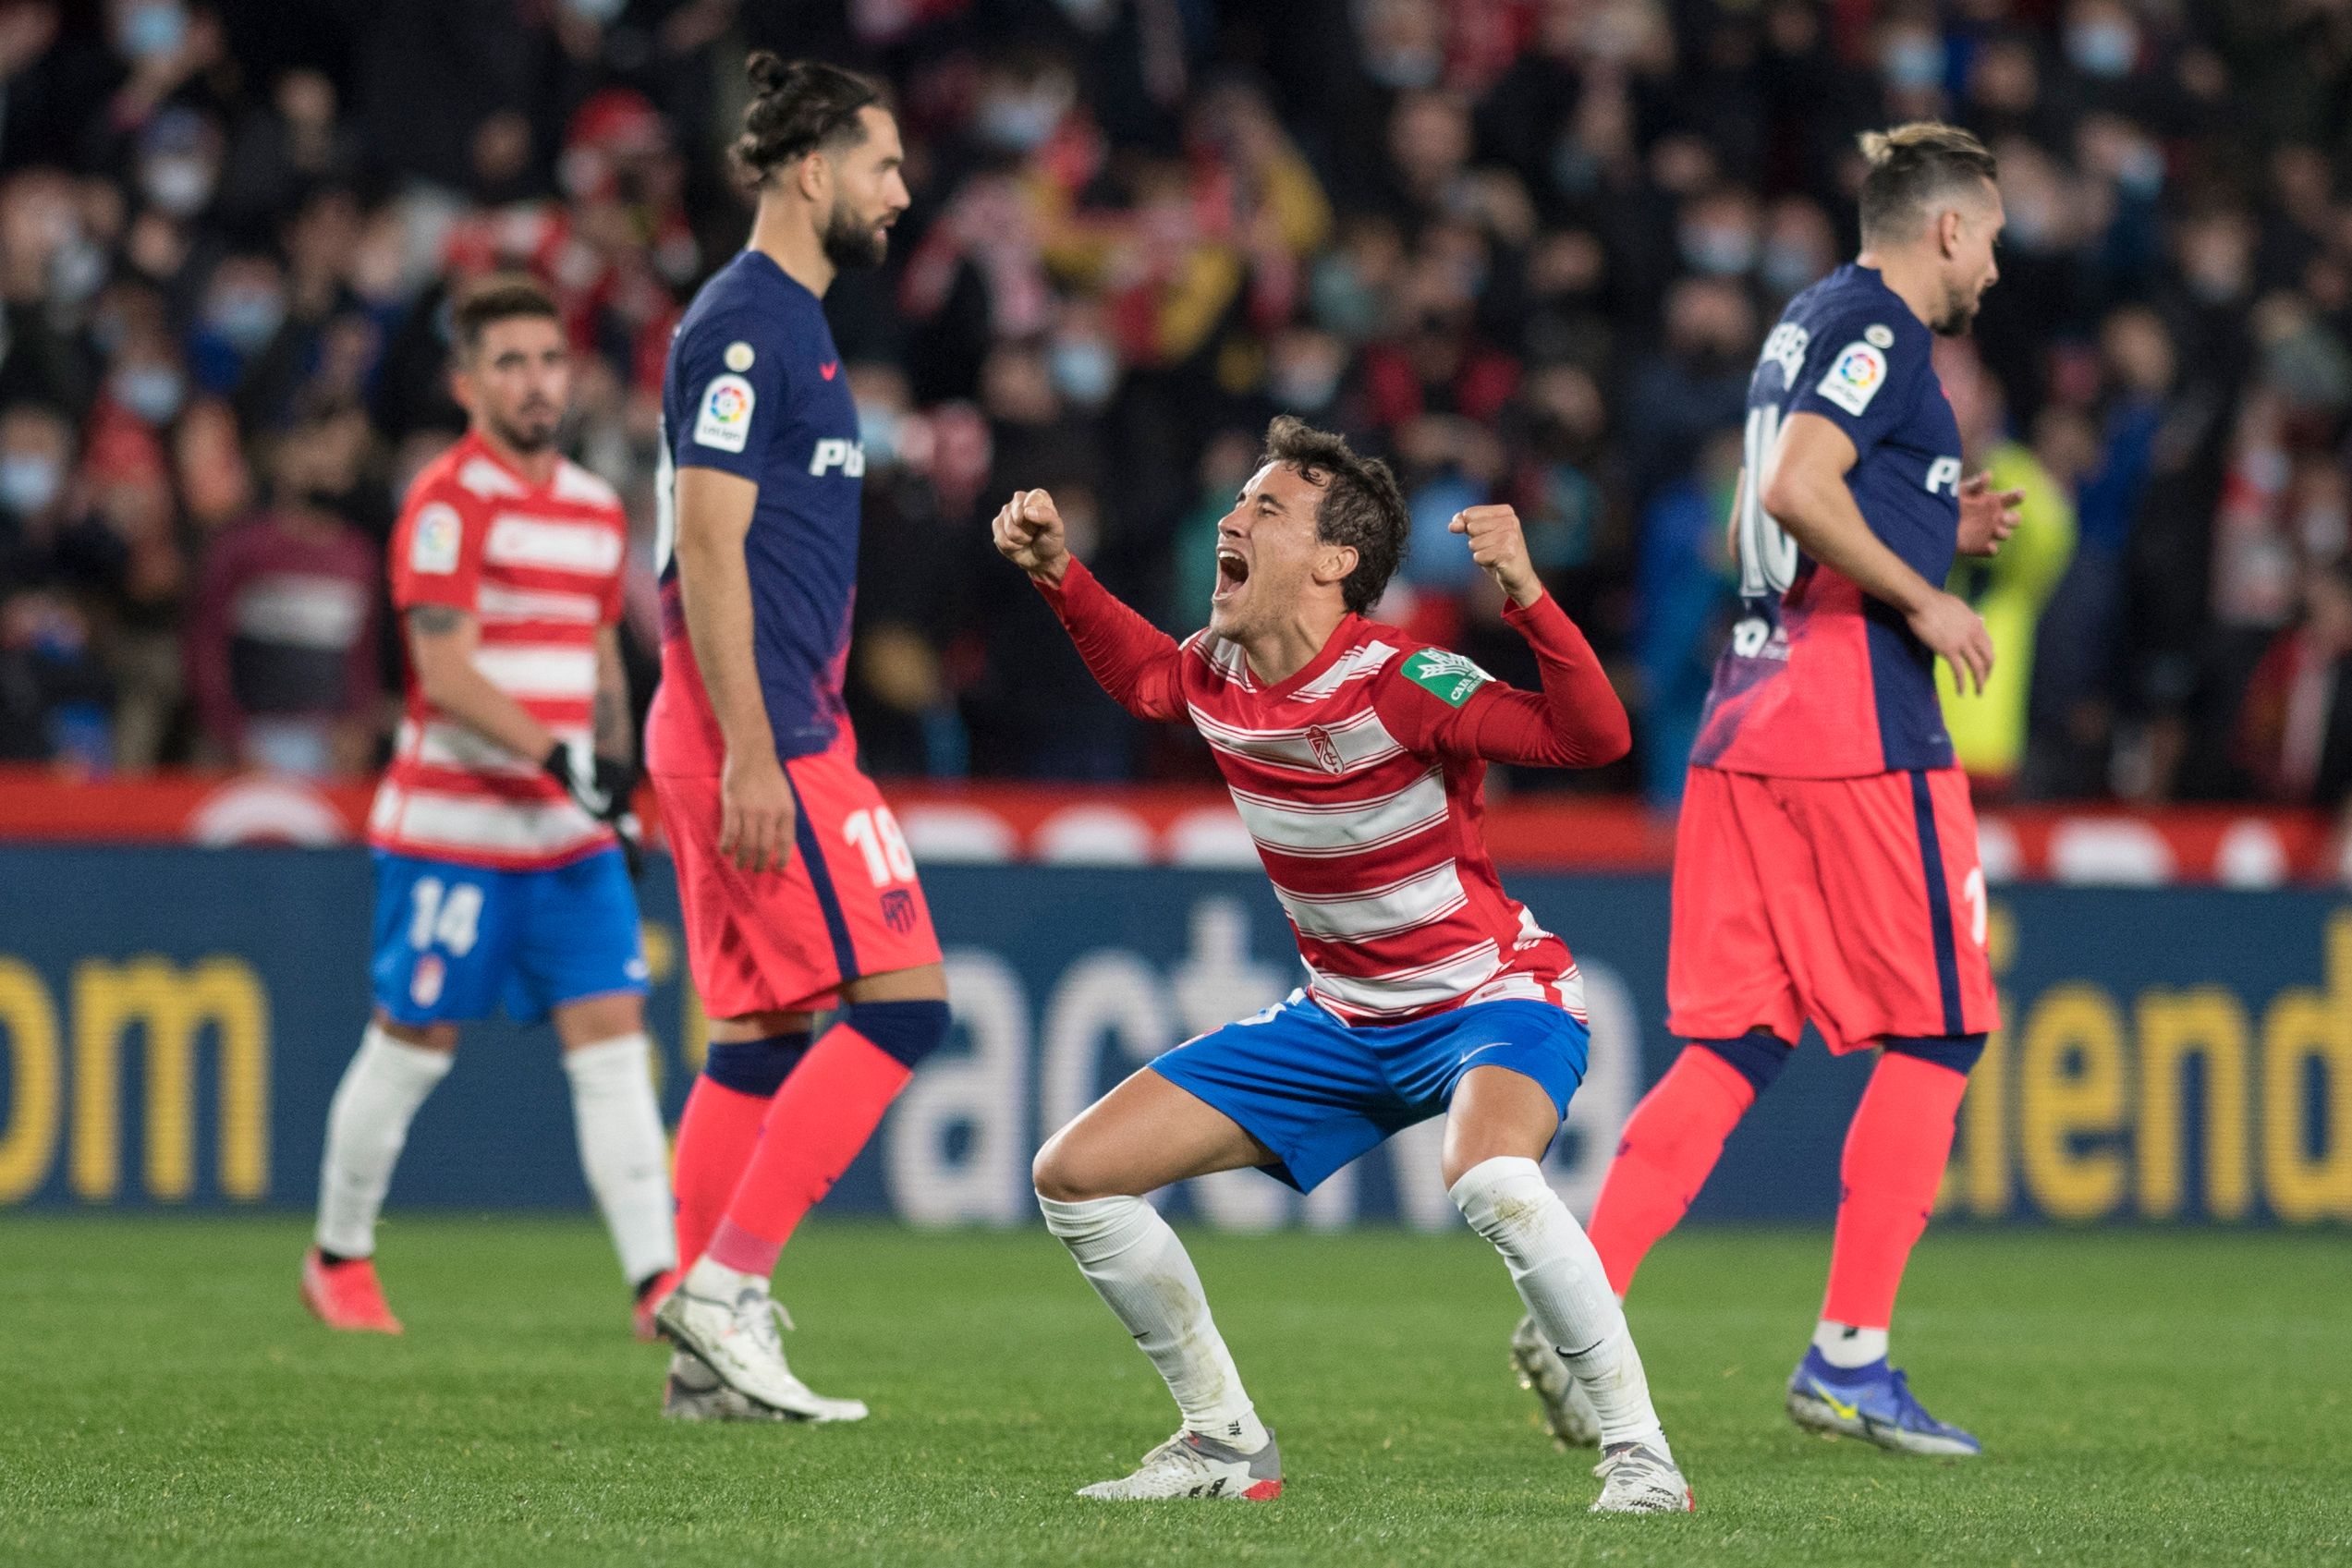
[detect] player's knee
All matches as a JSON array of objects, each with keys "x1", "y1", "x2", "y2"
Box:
[
  {"x1": 702, "y1": 1030, "x2": 811, "y2": 1096},
  {"x1": 1694, "y1": 1030, "x2": 1794, "y2": 1097},
  {"x1": 1030, "y1": 1133, "x2": 1099, "y2": 1204},
  {"x1": 1883, "y1": 1033, "x2": 1987, "y2": 1076},
  {"x1": 376, "y1": 1015, "x2": 457, "y2": 1052},
  {"x1": 841, "y1": 998, "x2": 952, "y2": 1070}
]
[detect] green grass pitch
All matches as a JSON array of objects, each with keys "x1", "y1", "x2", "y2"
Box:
[{"x1": 0, "y1": 1218, "x2": 2342, "y2": 1566}]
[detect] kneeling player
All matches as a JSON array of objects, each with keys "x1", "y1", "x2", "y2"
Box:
[{"x1": 995, "y1": 418, "x2": 1692, "y2": 1513}]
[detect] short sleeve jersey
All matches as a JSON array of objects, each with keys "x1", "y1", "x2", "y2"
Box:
[
  {"x1": 1691, "y1": 263, "x2": 1965, "y2": 777},
  {"x1": 645, "y1": 250, "x2": 865, "y2": 774}
]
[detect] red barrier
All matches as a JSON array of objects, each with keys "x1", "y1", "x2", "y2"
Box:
[{"x1": 0, "y1": 766, "x2": 2337, "y2": 884}]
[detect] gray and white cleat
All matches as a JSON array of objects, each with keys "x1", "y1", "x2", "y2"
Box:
[
  {"x1": 662, "y1": 1349, "x2": 803, "y2": 1422},
  {"x1": 1076, "y1": 1429, "x2": 1284, "y2": 1501},
  {"x1": 653, "y1": 1282, "x2": 869, "y2": 1423},
  {"x1": 1510, "y1": 1313, "x2": 1601, "y2": 1448},
  {"x1": 1590, "y1": 1440, "x2": 1696, "y2": 1513}
]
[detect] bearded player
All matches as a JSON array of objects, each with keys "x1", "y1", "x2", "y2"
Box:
[
  {"x1": 1513, "y1": 124, "x2": 2023, "y2": 1459},
  {"x1": 996, "y1": 418, "x2": 1693, "y2": 1513},
  {"x1": 644, "y1": 56, "x2": 949, "y2": 1423},
  {"x1": 303, "y1": 274, "x2": 676, "y2": 1337}
]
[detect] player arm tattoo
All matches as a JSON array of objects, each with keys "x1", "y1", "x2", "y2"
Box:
[
  {"x1": 402, "y1": 601, "x2": 559, "y2": 763},
  {"x1": 406, "y1": 603, "x2": 466, "y2": 637}
]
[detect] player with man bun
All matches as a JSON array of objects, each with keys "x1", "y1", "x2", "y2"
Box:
[{"x1": 644, "y1": 55, "x2": 951, "y2": 1423}]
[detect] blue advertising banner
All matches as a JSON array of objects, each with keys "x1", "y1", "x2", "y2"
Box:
[{"x1": 0, "y1": 848, "x2": 2345, "y2": 1226}]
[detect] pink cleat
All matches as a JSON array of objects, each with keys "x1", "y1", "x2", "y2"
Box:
[{"x1": 301, "y1": 1247, "x2": 403, "y2": 1334}]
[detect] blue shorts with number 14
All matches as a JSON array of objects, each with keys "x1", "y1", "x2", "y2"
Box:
[
  {"x1": 370, "y1": 848, "x2": 648, "y2": 1026},
  {"x1": 1149, "y1": 990, "x2": 1590, "y2": 1193}
]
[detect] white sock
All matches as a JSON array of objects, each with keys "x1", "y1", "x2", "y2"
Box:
[
  {"x1": 561, "y1": 1034, "x2": 680, "y2": 1286},
  {"x1": 683, "y1": 1256, "x2": 761, "y2": 1301},
  {"x1": 315, "y1": 1024, "x2": 454, "y2": 1258},
  {"x1": 1039, "y1": 1194, "x2": 1270, "y2": 1453},
  {"x1": 1813, "y1": 1320, "x2": 1889, "y2": 1367},
  {"x1": 1451, "y1": 1155, "x2": 1669, "y2": 1454}
]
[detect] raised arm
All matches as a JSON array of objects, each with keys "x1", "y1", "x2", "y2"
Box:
[{"x1": 993, "y1": 488, "x2": 1187, "y2": 722}]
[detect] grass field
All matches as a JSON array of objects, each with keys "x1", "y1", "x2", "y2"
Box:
[{"x1": 0, "y1": 1219, "x2": 2343, "y2": 1566}]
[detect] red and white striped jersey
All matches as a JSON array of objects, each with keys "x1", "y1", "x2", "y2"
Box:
[
  {"x1": 369, "y1": 432, "x2": 628, "y2": 870},
  {"x1": 1039, "y1": 560, "x2": 1629, "y2": 1025}
]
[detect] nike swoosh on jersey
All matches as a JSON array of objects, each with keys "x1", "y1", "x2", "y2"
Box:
[{"x1": 820, "y1": 360, "x2": 838, "y2": 380}]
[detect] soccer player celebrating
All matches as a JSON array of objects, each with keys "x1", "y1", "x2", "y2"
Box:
[
  {"x1": 1513, "y1": 124, "x2": 2021, "y2": 1459},
  {"x1": 995, "y1": 419, "x2": 1694, "y2": 1513},
  {"x1": 645, "y1": 55, "x2": 949, "y2": 1423},
  {"x1": 303, "y1": 275, "x2": 676, "y2": 1337}
]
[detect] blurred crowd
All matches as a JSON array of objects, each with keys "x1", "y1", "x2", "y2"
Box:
[{"x1": 5, "y1": 0, "x2": 2352, "y2": 824}]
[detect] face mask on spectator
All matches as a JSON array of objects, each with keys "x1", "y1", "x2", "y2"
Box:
[
  {"x1": 857, "y1": 401, "x2": 903, "y2": 468},
  {"x1": 1679, "y1": 223, "x2": 1757, "y2": 277},
  {"x1": 113, "y1": 365, "x2": 186, "y2": 425},
  {"x1": 0, "y1": 455, "x2": 62, "y2": 516},
  {"x1": 140, "y1": 154, "x2": 215, "y2": 216},
  {"x1": 1761, "y1": 241, "x2": 1820, "y2": 295},
  {"x1": 47, "y1": 236, "x2": 108, "y2": 306},
  {"x1": 206, "y1": 288, "x2": 285, "y2": 351},
  {"x1": 1364, "y1": 43, "x2": 1441, "y2": 90},
  {"x1": 116, "y1": 0, "x2": 186, "y2": 63},
  {"x1": 2066, "y1": 20, "x2": 2137, "y2": 78},
  {"x1": 979, "y1": 91, "x2": 1065, "y2": 152},
  {"x1": 562, "y1": 0, "x2": 626, "y2": 21},
  {"x1": 1049, "y1": 337, "x2": 1118, "y2": 407},
  {"x1": 1310, "y1": 255, "x2": 1380, "y2": 340},
  {"x1": 1273, "y1": 360, "x2": 1342, "y2": 413},
  {"x1": 1883, "y1": 36, "x2": 1946, "y2": 92}
]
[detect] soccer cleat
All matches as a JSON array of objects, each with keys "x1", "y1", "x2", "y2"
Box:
[
  {"x1": 661, "y1": 1349, "x2": 806, "y2": 1422},
  {"x1": 1510, "y1": 1313, "x2": 1601, "y2": 1448},
  {"x1": 653, "y1": 1280, "x2": 868, "y2": 1422},
  {"x1": 300, "y1": 1248, "x2": 402, "y2": 1334},
  {"x1": 1785, "y1": 1347, "x2": 1981, "y2": 1457},
  {"x1": 1590, "y1": 1441, "x2": 1695, "y2": 1513},
  {"x1": 633, "y1": 1269, "x2": 679, "y2": 1343},
  {"x1": 1076, "y1": 1429, "x2": 1284, "y2": 1501}
]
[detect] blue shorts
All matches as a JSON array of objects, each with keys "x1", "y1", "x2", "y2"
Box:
[
  {"x1": 1150, "y1": 991, "x2": 1590, "y2": 1193},
  {"x1": 370, "y1": 848, "x2": 648, "y2": 1026}
]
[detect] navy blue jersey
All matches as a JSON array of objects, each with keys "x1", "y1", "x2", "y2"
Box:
[
  {"x1": 1692, "y1": 263, "x2": 1965, "y2": 777},
  {"x1": 648, "y1": 250, "x2": 865, "y2": 770}
]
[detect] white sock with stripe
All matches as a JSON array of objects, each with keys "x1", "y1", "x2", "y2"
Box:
[
  {"x1": 562, "y1": 1033, "x2": 679, "y2": 1287},
  {"x1": 315, "y1": 1024, "x2": 454, "y2": 1258},
  {"x1": 1039, "y1": 1194, "x2": 1270, "y2": 1453},
  {"x1": 1451, "y1": 1155, "x2": 1670, "y2": 1454}
]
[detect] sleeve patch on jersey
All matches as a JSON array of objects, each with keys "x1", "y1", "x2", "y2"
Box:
[
  {"x1": 1401, "y1": 649, "x2": 1493, "y2": 707},
  {"x1": 1816, "y1": 341, "x2": 1888, "y2": 416},
  {"x1": 694, "y1": 373, "x2": 756, "y2": 453},
  {"x1": 409, "y1": 502, "x2": 462, "y2": 575}
]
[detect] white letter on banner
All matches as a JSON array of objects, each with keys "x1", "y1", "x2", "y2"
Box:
[
  {"x1": 1170, "y1": 897, "x2": 1303, "y2": 1232},
  {"x1": 1038, "y1": 952, "x2": 1173, "y2": 1147},
  {"x1": 885, "y1": 950, "x2": 1030, "y2": 1226}
]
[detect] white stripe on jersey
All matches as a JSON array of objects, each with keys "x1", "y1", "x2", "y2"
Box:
[
  {"x1": 485, "y1": 514, "x2": 626, "y2": 575},
  {"x1": 1227, "y1": 767, "x2": 1448, "y2": 857},
  {"x1": 372, "y1": 784, "x2": 603, "y2": 857},
  {"x1": 1308, "y1": 941, "x2": 1504, "y2": 1017},
  {"x1": 1289, "y1": 640, "x2": 1400, "y2": 702},
  {"x1": 457, "y1": 456, "x2": 528, "y2": 499},
  {"x1": 551, "y1": 461, "x2": 620, "y2": 506},
  {"x1": 1464, "y1": 966, "x2": 1589, "y2": 1022},
  {"x1": 1186, "y1": 633, "x2": 1256, "y2": 690},
  {"x1": 470, "y1": 644, "x2": 596, "y2": 700},
  {"x1": 400, "y1": 717, "x2": 589, "y2": 777},
  {"x1": 1189, "y1": 703, "x2": 1405, "y2": 774},
  {"x1": 476, "y1": 583, "x2": 603, "y2": 624},
  {"x1": 1273, "y1": 858, "x2": 1468, "y2": 942}
]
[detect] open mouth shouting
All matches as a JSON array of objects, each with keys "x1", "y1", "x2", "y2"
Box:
[{"x1": 1213, "y1": 545, "x2": 1250, "y2": 606}]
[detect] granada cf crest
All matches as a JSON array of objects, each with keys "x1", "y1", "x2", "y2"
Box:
[
  {"x1": 881, "y1": 888, "x2": 918, "y2": 933},
  {"x1": 1307, "y1": 724, "x2": 1343, "y2": 773}
]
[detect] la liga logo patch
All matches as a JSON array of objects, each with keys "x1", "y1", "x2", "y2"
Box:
[
  {"x1": 694, "y1": 372, "x2": 756, "y2": 453},
  {"x1": 1816, "y1": 340, "x2": 1889, "y2": 416}
]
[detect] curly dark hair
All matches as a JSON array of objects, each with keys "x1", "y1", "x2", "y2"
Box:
[
  {"x1": 1260, "y1": 416, "x2": 1409, "y2": 615},
  {"x1": 730, "y1": 53, "x2": 886, "y2": 189}
]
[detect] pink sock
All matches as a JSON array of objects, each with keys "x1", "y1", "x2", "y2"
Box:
[
  {"x1": 670, "y1": 1076, "x2": 771, "y2": 1270},
  {"x1": 705, "y1": 1024, "x2": 912, "y2": 1277},
  {"x1": 1822, "y1": 1051, "x2": 1968, "y2": 1330},
  {"x1": 1587, "y1": 1046, "x2": 1757, "y2": 1295}
]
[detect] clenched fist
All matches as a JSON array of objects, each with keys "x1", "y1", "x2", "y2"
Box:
[
  {"x1": 993, "y1": 488, "x2": 1070, "y2": 583},
  {"x1": 1448, "y1": 504, "x2": 1543, "y2": 608}
]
